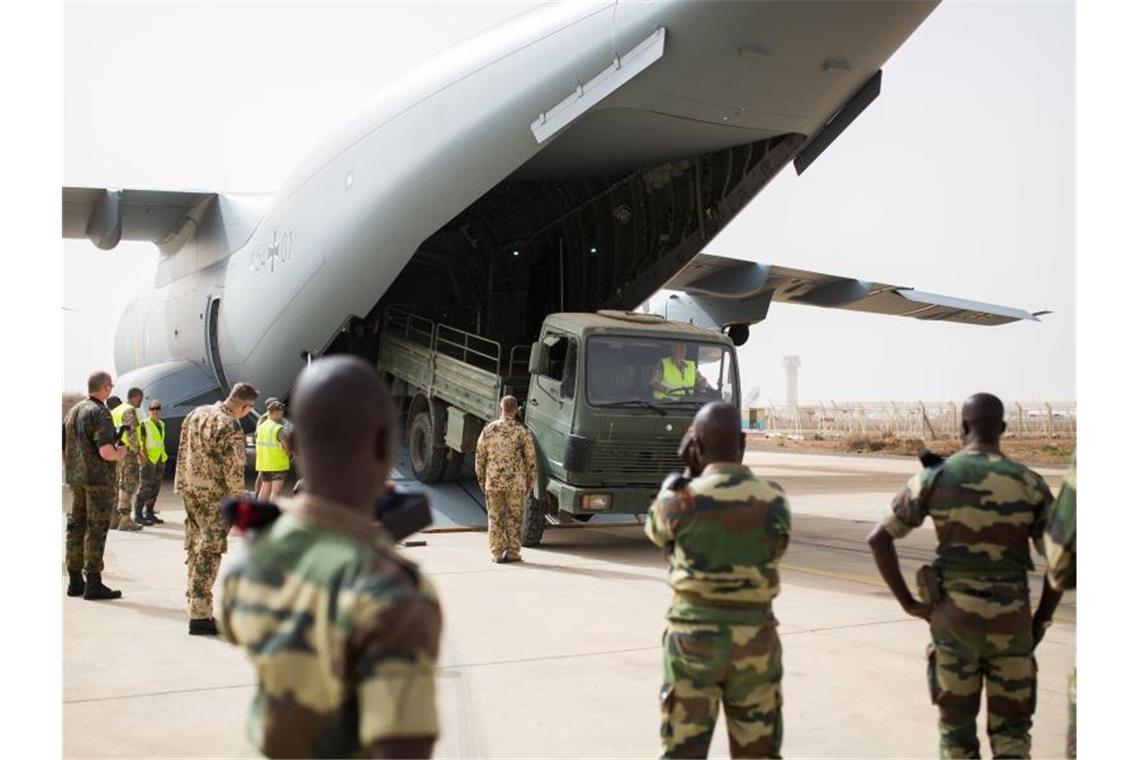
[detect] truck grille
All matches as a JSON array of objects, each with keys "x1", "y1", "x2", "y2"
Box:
[{"x1": 584, "y1": 439, "x2": 684, "y2": 486}]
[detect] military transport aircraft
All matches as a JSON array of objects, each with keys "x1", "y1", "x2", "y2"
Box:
[{"x1": 63, "y1": 0, "x2": 1031, "y2": 431}]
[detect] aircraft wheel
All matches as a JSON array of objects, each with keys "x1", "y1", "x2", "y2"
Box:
[
  {"x1": 409, "y1": 411, "x2": 446, "y2": 483},
  {"x1": 521, "y1": 493, "x2": 547, "y2": 547}
]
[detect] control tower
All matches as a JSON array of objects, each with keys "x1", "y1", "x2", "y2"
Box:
[{"x1": 782, "y1": 355, "x2": 801, "y2": 408}]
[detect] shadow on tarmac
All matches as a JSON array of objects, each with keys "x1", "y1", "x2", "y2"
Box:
[{"x1": 516, "y1": 560, "x2": 660, "y2": 585}]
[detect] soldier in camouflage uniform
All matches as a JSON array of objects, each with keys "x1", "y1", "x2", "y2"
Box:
[
  {"x1": 475, "y1": 395, "x2": 537, "y2": 563},
  {"x1": 62, "y1": 371, "x2": 129, "y2": 600},
  {"x1": 645, "y1": 401, "x2": 790, "y2": 759},
  {"x1": 175, "y1": 382, "x2": 258, "y2": 635},
  {"x1": 1043, "y1": 452, "x2": 1076, "y2": 758},
  {"x1": 111, "y1": 387, "x2": 145, "y2": 531},
  {"x1": 868, "y1": 393, "x2": 1063, "y2": 759},
  {"x1": 219, "y1": 356, "x2": 441, "y2": 758}
]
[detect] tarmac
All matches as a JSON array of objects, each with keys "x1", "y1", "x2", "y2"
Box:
[{"x1": 62, "y1": 450, "x2": 1074, "y2": 759}]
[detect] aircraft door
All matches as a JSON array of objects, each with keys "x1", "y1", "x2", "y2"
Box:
[
  {"x1": 203, "y1": 295, "x2": 229, "y2": 393},
  {"x1": 526, "y1": 332, "x2": 577, "y2": 476}
]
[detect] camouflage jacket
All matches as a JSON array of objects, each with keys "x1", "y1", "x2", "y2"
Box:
[
  {"x1": 119, "y1": 405, "x2": 143, "y2": 461},
  {"x1": 645, "y1": 463, "x2": 791, "y2": 625},
  {"x1": 1044, "y1": 452, "x2": 1076, "y2": 591},
  {"x1": 174, "y1": 401, "x2": 245, "y2": 500},
  {"x1": 63, "y1": 398, "x2": 117, "y2": 487},
  {"x1": 219, "y1": 493, "x2": 442, "y2": 758},
  {"x1": 474, "y1": 417, "x2": 537, "y2": 492},
  {"x1": 880, "y1": 443, "x2": 1054, "y2": 579}
]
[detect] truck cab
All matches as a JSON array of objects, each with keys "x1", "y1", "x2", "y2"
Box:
[{"x1": 522, "y1": 310, "x2": 739, "y2": 541}]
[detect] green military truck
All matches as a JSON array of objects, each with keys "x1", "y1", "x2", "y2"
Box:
[{"x1": 378, "y1": 306, "x2": 740, "y2": 545}]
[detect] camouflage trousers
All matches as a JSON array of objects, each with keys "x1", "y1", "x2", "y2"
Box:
[
  {"x1": 660, "y1": 621, "x2": 783, "y2": 759},
  {"x1": 115, "y1": 456, "x2": 141, "y2": 517},
  {"x1": 134, "y1": 460, "x2": 166, "y2": 514},
  {"x1": 927, "y1": 577, "x2": 1036, "y2": 759},
  {"x1": 65, "y1": 485, "x2": 114, "y2": 574},
  {"x1": 485, "y1": 488, "x2": 523, "y2": 559},
  {"x1": 182, "y1": 493, "x2": 229, "y2": 619}
]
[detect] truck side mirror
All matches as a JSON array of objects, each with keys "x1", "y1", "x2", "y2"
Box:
[{"x1": 528, "y1": 342, "x2": 543, "y2": 375}]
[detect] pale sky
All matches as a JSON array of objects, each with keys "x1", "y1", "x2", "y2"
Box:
[{"x1": 62, "y1": 1, "x2": 1074, "y2": 404}]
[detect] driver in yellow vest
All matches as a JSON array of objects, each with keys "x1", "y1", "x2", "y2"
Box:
[
  {"x1": 110, "y1": 387, "x2": 145, "y2": 531},
  {"x1": 255, "y1": 401, "x2": 291, "y2": 501},
  {"x1": 134, "y1": 399, "x2": 169, "y2": 525},
  {"x1": 650, "y1": 343, "x2": 709, "y2": 400}
]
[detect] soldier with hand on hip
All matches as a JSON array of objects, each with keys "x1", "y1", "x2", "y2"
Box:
[
  {"x1": 63, "y1": 371, "x2": 130, "y2": 600},
  {"x1": 646, "y1": 401, "x2": 790, "y2": 759},
  {"x1": 218, "y1": 356, "x2": 442, "y2": 759},
  {"x1": 867, "y1": 393, "x2": 1062, "y2": 759},
  {"x1": 475, "y1": 395, "x2": 536, "y2": 563},
  {"x1": 175, "y1": 382, "x2": 258, "y2": 636}
]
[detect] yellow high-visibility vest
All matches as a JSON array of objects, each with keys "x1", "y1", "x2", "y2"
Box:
[
  {"x1": 141, "y1": 418, "x2": 168, "y2": 464},
  {"x1": 653, "y1": 357, "x2": 697, "y2": 400},
  {"x1": 110, "y1": 403, "x2": 142, "y2": 446},
  {"x1": 255, "y1": 419, "x2": 290, "y2": 472}
]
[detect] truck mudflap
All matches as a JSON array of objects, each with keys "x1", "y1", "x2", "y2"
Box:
[{"x1": 544, "y1": 478, "x2": 658, "y2": 516}]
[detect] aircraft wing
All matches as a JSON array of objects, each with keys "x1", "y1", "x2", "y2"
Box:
[
  {"x1": 662, "y1": 253, "x2": 1045, "y2": 328},
  {"x1": 62, "y1": 186, "x2": 217, "y2": 251}
]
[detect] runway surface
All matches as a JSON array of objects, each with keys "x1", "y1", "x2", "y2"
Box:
[{"x1": 62, "y1": 450, "x2": 1073, "y2": 758}]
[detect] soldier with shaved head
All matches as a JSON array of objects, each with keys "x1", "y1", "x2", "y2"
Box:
[
  {"x1": 867, "y1": 392, "x2": 1062, "y2": 759},
  {"x1": 218, "y1": 356, "x2": 441, "y2": 759},
  {"x1": 646, "y1": 401, "x2": 790, "y2": 759}
]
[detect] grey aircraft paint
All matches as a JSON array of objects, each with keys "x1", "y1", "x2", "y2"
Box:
[{"x1": 63, "y1": 1, "x2": 943, "y2": 420}]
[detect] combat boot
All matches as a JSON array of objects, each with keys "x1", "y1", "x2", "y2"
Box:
[
  {"x1": 83, "y1": 573, "x2": 122, "y2": 600},
  {"x1": 145, "y1": 506, "x2": 163, "y2": 525},
  {"x1": 66, "y1": 571, "x2": 85, "y2": 597},
  {"x1": 133, "y1": 506, "x2": 149, "y2": 527},
  {"x1": 118, "y1": 512, "x2": 142, "y2": 531},
  {"x1": 107, "y1": 513, "x2": 120, "y2": 530},
  {"x1": 188, "y1": 618, "x2": 219, "y2": 636}
]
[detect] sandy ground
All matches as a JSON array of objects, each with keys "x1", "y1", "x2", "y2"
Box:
[{"x1": 62, "y1": 450, "x2": 1074, "y2": 759}]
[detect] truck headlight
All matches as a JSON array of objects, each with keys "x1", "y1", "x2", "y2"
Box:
[{"x1": 580, "y1": 494, "x2": 611, "y2": 511}]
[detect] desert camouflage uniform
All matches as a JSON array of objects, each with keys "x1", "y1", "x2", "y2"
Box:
[
  {"x1": 175, "y1": 401, "x2": 246, "y2": 619},
  {"x1": 113, "y1": 405, "x2": 143, "y2": 530},
  {"x1": 1044, "y1": 452, "x2": 1076, "y2": 759},
  {"x1": 64, "y1": 398, "x2": 118, "y2": 575},
  {"x1": 880, "y1": 443, "x2": 1054, "y2": 759},
  {"x1": 645, "y1": 463, "x2": 791, "y2": 759},
  {"x1": 475, "y1": 418, "x2": 536, "y2": 560},
  {"x1": 219, "y1": 493, "x2": 441, "y2": 757}
]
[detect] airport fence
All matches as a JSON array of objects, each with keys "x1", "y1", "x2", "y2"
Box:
[{"x1": 746, "y1": 401, "x2": 1076, "y2": 439}]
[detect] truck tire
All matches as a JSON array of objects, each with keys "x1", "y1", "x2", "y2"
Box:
[
  {"x1": 521, "y1": 493, "x2": 547, "y2": 547},
  {"x1": 409, "y1": 410, "x2": 446, "y2": 483}
]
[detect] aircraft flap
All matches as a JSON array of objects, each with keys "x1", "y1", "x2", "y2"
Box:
[{"x1": 663, "y1": 253, "x2": 1042, "y2": 327}]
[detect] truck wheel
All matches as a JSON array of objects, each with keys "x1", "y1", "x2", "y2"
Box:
[
  {"x1": 521, "y1": 493, "x2": 547, "y2": 547},
  {"x1": 409, "y1": 411, "x2": 446, "y2": 483}
]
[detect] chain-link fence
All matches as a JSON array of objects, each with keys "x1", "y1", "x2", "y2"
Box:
[{"x1": 746, "y1": 401, "x2": 1076, "y2": 439}]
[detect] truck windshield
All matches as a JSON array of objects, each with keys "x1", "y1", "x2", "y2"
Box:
[{"x1": 586, "y1": 335, "x2": 738, "y2": 408}]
